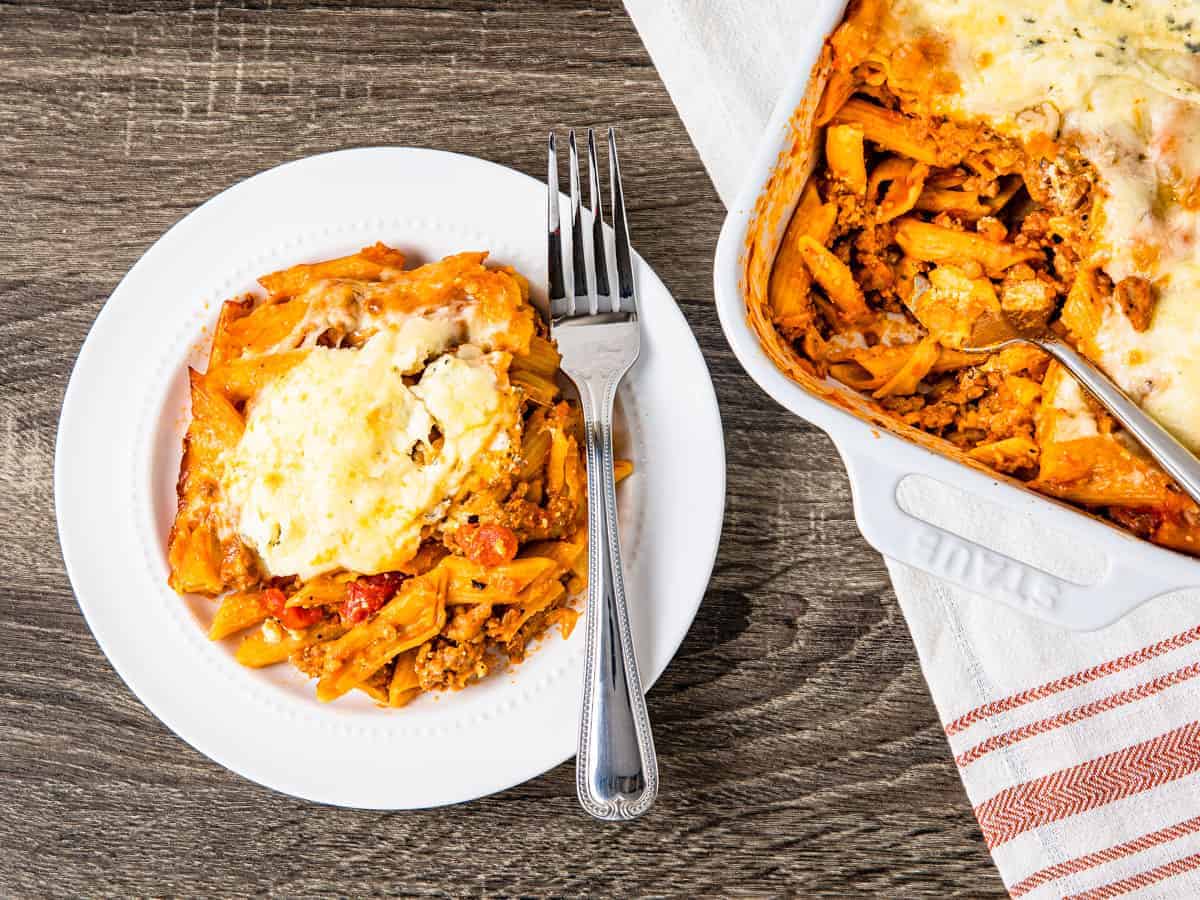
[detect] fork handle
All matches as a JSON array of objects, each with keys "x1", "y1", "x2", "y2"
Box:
[{"x1": 575, "y1": 376, "x2": 659, "y2": 821}]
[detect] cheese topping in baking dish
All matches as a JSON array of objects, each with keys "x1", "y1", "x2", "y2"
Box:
[
  {"x1": 747, "y1": 0, "x2": 1200, "y2": 554},
  {"x1": 223, "y1": 325, "x2": 519, "y2": 581},
  {"x1": 881, "y1": 0, "x2": 1200, "y2": 448}
]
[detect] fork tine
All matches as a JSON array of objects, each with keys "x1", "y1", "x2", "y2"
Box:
[
  {"x1": 587, "y1": 128, "x2": 612, "y2": 312},
  {"x1": 608, "y1": 128, "x2": 636, "y2": 313},
  {"x1": 567, "y1": 130, "x2": 590, "y2": 314},
  {"x1": 547, "y1": 132, "x2": 566, "y2": 315}
]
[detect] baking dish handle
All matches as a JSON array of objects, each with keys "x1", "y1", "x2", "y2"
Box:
[{"x1": 840, "y1": 444, "x2": 1186, "y2": 631}]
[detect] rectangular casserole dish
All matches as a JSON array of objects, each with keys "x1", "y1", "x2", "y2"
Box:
[{"x1": 712, "y1": 0, "x2": 1200, "y2": 630}]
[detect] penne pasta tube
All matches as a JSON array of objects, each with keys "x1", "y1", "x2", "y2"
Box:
[
  {"x1": 877, "y1": 161, "x2": 929, "y2": 222},
  {"x1": 826, "y1": 124, "x2": 868, "y2": 195},
  {"x1": 511, "y1": 334, "x2": 561, "y2": 378},
  {"x1": 872, "y1": 338, "x2": 940, "y2": 398},
  {"x1": 258, "y1": 243, "x2": 404, "y2": 299},
  {"x1": 796, "y1": 236, "x2": 872, "y2": 322},
  {"x1": 518, "y1": 425, "x2": 553, "y2": 480},
  {"x1": 219, "y1": 298, "x2": 308, "y2": 356},
  {"x1": 893, "y1": 218, "x2": 1042, "y2": 273},
  {"x1": 236, "y1": 620, "x2": 348, "y2": 669},
  {"x1": 489, "y1": 579, "x2": 568, "y2": 644},
  {"x1": 815, "y1": 68, "x2": 856, "y2": 126},
  {"x1": 511, "y1": 369, "x2": 559, "y2": 406},
  {"x1": 832, "y1": 99, "x2": 940, "y2": 164},
  {"x1": 441, "y1": 555, "x2": 561, "y2": 603},
  {"x1": 388, "y1": 648, "x2": 422, "y2": 708},
  {"x1": 207, "y1": 298, "x2": 253, "y2": 369},
  {"x1": 205, "y1": 349, "x2": 308, "y2": 404},
  {"x1": 315, "y1": 571, "x2": 448, "y2": 702},
  {"x1": 285, "y1": 572, "x2": 355, "y2": 609},
  {"x1": 209, "y1": 590, "x2": 271, "y2": 640},
  {"x1": 914, "y1": 188, "x2": 992, "y2": 218},
  {"x1": 768, "y1": 181, "x2": 837, "y2": 335}
]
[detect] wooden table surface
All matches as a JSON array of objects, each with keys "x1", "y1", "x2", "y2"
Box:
[{"x1": 0, "y1": 1, "x2": 1005, "y2": 895}]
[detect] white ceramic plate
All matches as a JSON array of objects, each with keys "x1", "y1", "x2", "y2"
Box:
[{"x1": 55, "y1": 147, "x2": 725, "y2": 809}]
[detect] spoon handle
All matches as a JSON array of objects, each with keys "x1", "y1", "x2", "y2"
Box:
[{"x1": 1039, "y1": 337, "x2": 1200, "y2": 507}]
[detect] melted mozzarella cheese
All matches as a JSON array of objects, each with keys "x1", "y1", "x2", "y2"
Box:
[
  {"x1": 282, "y1": 272, "x2": 531, "y2": 357},
  {"x1": 882, "y1": 0, "x2": 1200, "y2": 449},
  {"x1": 222, "y1": 327, "x2": 518, "y2": 580},
  {"x1": 1044, "y1": 370, "x2": 1100, "y2": 442}
]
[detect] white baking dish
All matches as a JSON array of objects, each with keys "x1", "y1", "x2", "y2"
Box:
[{"x1": 712, "y1": 0, "x2": 1200, "y2": 630}]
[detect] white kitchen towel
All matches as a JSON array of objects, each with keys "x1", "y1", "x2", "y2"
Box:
[{"x1": 623, "y1": 2, "x2": 1200, "y2": 897}]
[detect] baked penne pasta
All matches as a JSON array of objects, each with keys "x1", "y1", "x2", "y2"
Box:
[
  {"x1": 167, "y1": 246, "x2": 635, "y2": 707},
  {"x1": 754, "y1": 0, "x2": 1200, "y2": 555}
]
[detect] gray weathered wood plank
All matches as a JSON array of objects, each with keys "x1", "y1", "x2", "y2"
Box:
[{"x1": 0, "y1": 1, "x2": 1003, "y2": 895}]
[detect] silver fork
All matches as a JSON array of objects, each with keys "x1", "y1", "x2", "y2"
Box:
[{"x1": 548, "y1": 127, "x2": 658, "y2": 821}]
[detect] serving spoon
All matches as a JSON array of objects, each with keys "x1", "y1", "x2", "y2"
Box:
[{"x1": 911, "y1": 273, "x2": 1200, "y2": 507}]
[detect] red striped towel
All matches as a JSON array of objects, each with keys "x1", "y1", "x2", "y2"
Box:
[
  {"x1": 896, "y1": 575, "x2": 1200, "y2": 898},
  {"x1": 623, "y1": 1, "x2": 1200, "y2": 895}
]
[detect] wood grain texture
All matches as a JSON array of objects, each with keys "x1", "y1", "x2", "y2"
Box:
[{"x1": 0, "y1": 1, "x2": 1004, "y2": 895}]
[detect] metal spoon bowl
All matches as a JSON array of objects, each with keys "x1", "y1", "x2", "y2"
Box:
[{"x1": 912, "y1": 273, "x2": 1200, "y2": 507}]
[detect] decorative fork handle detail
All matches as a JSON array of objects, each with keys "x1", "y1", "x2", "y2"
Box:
[{"x1": 575, "y1": 373, "x2": 659, "y2": 821}]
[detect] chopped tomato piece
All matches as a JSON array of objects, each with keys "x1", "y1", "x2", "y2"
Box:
[
  {"x1": 341, "y1": 572, "x2": 403, "y2": 625},
  {"x1": 458, "y1": 523, "x2": 520, "y2": 567},
  {"x1": 262, "y1": 587, "x2": 323, "y2": 630}
]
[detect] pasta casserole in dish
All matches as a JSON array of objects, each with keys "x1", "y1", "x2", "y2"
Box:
[
  {"x1": 744, "y1": 0, "x2": 1200, "y2": 555},
  {"x1": 167, "y1": 244, "x2": 622, "y2": 706}
]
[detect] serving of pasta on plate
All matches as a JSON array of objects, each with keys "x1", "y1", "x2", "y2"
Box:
[{"x1": 167, "y1": 243, "x2": 622, "y2": 707}]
